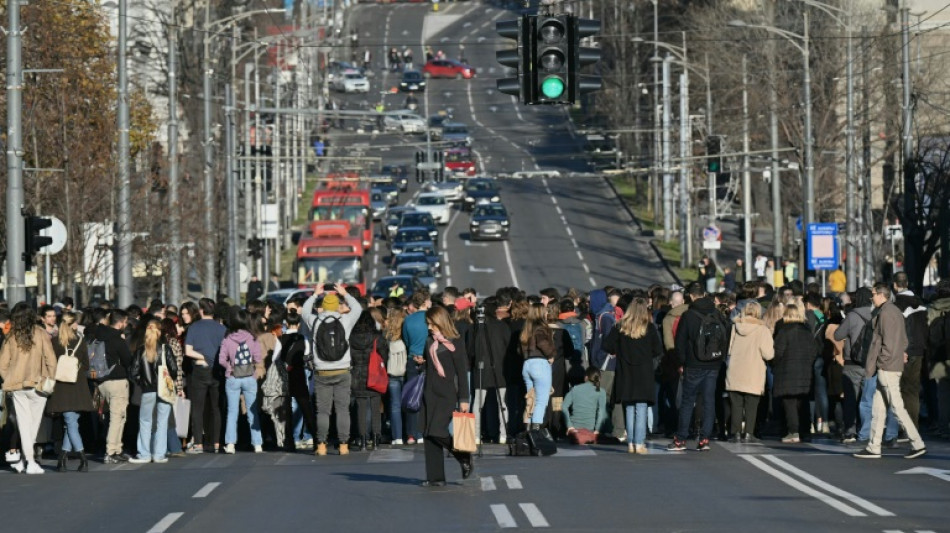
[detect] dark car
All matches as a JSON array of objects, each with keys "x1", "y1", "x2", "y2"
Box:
[
  {"x1": 399, "y1": 70, "x2": 426, "y2": 92},
  {"x1": 440, "y1": 122, "x2": 472, "y2": 147},
  {"x1": 370, "y1": 176, "x2": 399, "y2": 205},
  {"x1": 462, "y1": 178, "x2": 501, "y2": 211},
  {"x1": 370, "y1": 275, "x2": 426, "y2": 300},
  {"x1": 398, "y1": 242, "x2": 442, "y2": 273},
  {"x1": 381, "y1": 164, "x2": 410, "y2": 192},
  {"x1": 384, "y1": 206, "x2": 414, "y2": 240},
  {"x1": 469, "y1": 203, "x2": 510, "y2": 241},
  {"x1": 391, "y1": 251, "x2": 441, "y2": 276},
  {"x1": 390, "y1": 226, "x2": 434, "y2": 256},
  {"x1": 398, "y1": 211, "x2": 439, "y2": 243},
  {"x1": 428, "y1": 114, "x2": 449, "y2": 140},
  {"x1": 423, "y1": 59, "x2": 476, "y2": 79}
]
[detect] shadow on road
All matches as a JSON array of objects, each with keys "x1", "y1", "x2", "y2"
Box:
[{"x1": 335, "y1": 472, "x2": 421, "y2": 486}]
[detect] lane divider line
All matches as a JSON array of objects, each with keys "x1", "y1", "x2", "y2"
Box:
[
  {"x1": 502, "y1": 240, "x2": 521, "y2": 288},
  {"x1": 146, "y1": 512, "x2": 184, "y2": 533},
  {"x1": 503, "y1": 475, "x2": 523, "y2": 490},
  {"x1": 740, "y1": 455, "x2": 867, "y2": 517},
  {"x1": 760, "y1": 455, "x2": 895, "y2": 517},
  {"x1": 519, "y1": 503, "x2": 550, "y2": 528},
  {"x1": 490, "y1": 504, "x2": 518, "y2": 528},
  {"x1": 192, "y1": 482, "x2": 221, "y2": 499}
]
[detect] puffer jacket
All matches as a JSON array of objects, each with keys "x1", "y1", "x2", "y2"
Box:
[
  {"x1": 772, "y1": 322, "x2": 817, "y2": 397},
  {"x1": 0, "y1": 326, "x2": 57, "y2": 392},
  {"x1": 349, "y1": 325, "x2": 388, "y2": 398},
  {"x1": 725, "y1": 317, "x2": 774, "y2": 395}
]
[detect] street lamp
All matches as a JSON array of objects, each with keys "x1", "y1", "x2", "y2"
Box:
[{"x1": 730, "y1": 11, "x2": 813, "y2": 282}]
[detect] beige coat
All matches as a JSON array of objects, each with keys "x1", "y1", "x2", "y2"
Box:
[
  {"x1": 725, "y1": 317, "x2": 774, "y2": 395},
  {"x1": 0, "y1": 326, "x2": 58, "y2": 392}
]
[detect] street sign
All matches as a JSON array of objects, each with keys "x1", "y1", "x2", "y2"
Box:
[
  {"x1": 885, "y1": 224, "x2": 903, "y2": 241},
  {"x1": 416, "y1": 162, "x2": 442, "y2": 170},
  {"x1": 702, "y1": 240, "x2": 721, "y2": 250},
  {"x1": 260, "y1": 204, "x2": 279, "y2": 239},
  {"x1": 40, "y1": 216, "x2": 67, "y2": 255},
  {"x1": 807, "y1": 223, "x2": 839, "y2": 271},
  {"x1": 702, "y1": 224, "x2": 721, "y2": 241}
]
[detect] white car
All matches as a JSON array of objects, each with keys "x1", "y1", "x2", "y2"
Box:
[
  {"x1": 333, "y1": 71, "x2": 369, "y2": 93},
  {"x1": 412, "y1": 192, "x2": 451, "y2": 225},
  {"x1": 383, "y1": 111, "x2": 426, "y2": 133},
  {"x1": 425, "y1": 179, "x2": 464, "y2": 202}
]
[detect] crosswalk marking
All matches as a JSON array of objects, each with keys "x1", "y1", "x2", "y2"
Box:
[
  {"x1": 760, "y1": 456, "x2": 894, "y2": 517},
  {"x1": 503, "y1": 475, "x2": 523, "y2": 490},
  {"x1": 481, "y1": 477, "x2": 496, "y2": 491},
  {"x1": 490, "y1": 504, "x2": 518, "y2": 528},
  {"x1": 519, "y1": 503, "x2": 550, "y2": 527}
]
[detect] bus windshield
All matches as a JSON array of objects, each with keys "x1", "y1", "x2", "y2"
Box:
[
  {"x1": 296, "y1": 257, "x2": 363, "y2": 286},
  {"x1": 310, "y1": 205, "x2": 369, "y2": 232}
]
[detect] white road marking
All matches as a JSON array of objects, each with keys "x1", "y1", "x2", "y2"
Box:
[
  {"x1": 490, "y1": 504, "x2": 518, "y2": 528},
  {"x1": 481, "y1": 476, "x2": 497, "y2": 491},
  {"x1": 465, "y1": 239, "x2": 488, "y2": 247},
  {"x1": 502, "y1": 240, "x2": 521, "y2": 288},
  {"x1": 444, "y1": 265, "x2": 451, "y2": 276},
  {"x1": 470, "y1": 265, "x2": 496, "y2": 274},
  {"x1": 192, "y1": 482, "x2": 221, "y2": 498},
  {"x1": 576, "y1": 251, "x2": 585, "y2": 262},
  {"x1": 146, "y1": 512, "x2": 184, "y2": 533},
  {"x1": 740, "y1": 455, "x2": 867, "y2": 517},
  {"x1": 367, "y1": 449, "x2": 414, "y2": 463},
  {"x1": 519, "y1": 503, "x2": 550, "y2": 528},
  {"x1": 565, "y1": 226, "x2": 572, "y2": 237},
  {"x1": 760, "y1": 455, "x2": 895, "y2": 516},
  {"x1": 503, "y1": 475, "x2": 523, "y2": 490}
]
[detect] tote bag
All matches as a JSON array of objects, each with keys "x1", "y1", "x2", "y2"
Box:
[
  {"x1": 157, "y1": 347, "x2": 177, "y2": 404},
  {"x1": 401, "y1": 371, "x2": 425, "y2": 412},
  {"x1": 452, "y1": 411, "x2": 477, "y2": 453}
]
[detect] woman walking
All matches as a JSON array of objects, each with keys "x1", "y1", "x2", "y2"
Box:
[
  {"x1": 0, "y1": 303, "x2": 57, "y2": 474},
  {"x1": 725, "y1": 302, "x2": 774, "y2": 443},
  {"x1": 129, "y1": 319, "x2": 178, "y2": 463},
  {"x1": 46, "y1": 312, "x2": 94, "y2": 471},
  {"x1": 603, "y1": 298, "x2": 663, "y2": 454},
  {"x1": 521, "y1": 303, "x2": 556, "y2": 432},
  {"x1": 219, "y1": 307, "x2": 264, "y2": 454},
  {"x1": 772, "y1": 304, "x2": 818, "y2": 443},
  {"x1": 421, "y1": 306, "x2": 472, "y2": 487}
]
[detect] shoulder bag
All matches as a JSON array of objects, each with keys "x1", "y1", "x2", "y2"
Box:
[{"x1": 157, "y1": 346, "x2": 177, "y2": 404}]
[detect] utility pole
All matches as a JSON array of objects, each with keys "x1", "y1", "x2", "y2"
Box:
[
  {"x1": 661, "y1": 55, "x2": 672, "y2": 242},
  {"x1": 116, "y1": 0, "x2": 132, "y2": 308},
  {"x1": 678, "y1": 72, "x2": 691, "y2": 267},
  {"x1": 860, "y1": 26, "x2": 873, "y2": 286},
  {"x1": 225, "y1": 84, "x2": 238, "y2": 301},
  {"x1": 202, "y1": 5, "x2": 216, "y2": 298},
  {"x1": 4, "y1": 0, "x2": 25, "y2": 304},
  {"x1": 844, "y1": 5, "x2": 857, "y2": 292},
  {"x1": 765, "y1": 0, "x2": 782, "y2": 276},
  {"x1": 742, "y1": 55, "x2": 753, "y2": 281},
  {"x1": 900, "y1": 6, "x2": 919, "y2": 292},
  {"x1": 651, "y1": 0, "x2": 660, "y2": 225},
  {"x1": 168, "y1": 29, "x2": 182, "y2": 305}
]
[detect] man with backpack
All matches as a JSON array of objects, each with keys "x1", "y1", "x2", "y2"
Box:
[
  {"x1": 668, "y1": 283, "x2": 729, "y2": 452},
  {"x1": 555, "y1": 298, "x2": 588, "y2": 386},
  {"x1": 302, "y1": 283, "x2": 362, "y2": 456},
  {"x1": 94, "y1": 310, "x2": 134, "y2": 463}
]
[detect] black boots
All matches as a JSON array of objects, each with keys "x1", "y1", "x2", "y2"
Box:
[
  {"x1": 354, "y1": 436, "x2": 366, "y2": 452},
  {"x1": 365, "y1": 434, "x2": 379, "y2": 451},
  {"x1": 529, "y1": 423, "x2": 542, "y2": 431},
  {"x1": 78, "y1": 451, "x2": 88, "y2": 472},
  {"x1": 459, "y1": 453, "x2": 474, "y2": 479},
  {"x1": 57, "y1": 451, "x2": 68, "y2": 472}
]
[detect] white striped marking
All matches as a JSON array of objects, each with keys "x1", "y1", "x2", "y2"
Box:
[
  {"x1": 741, "y1": 456, "x2": 866, "y2": 516},
  {"x1": 503, "y1": 475, "x2": 523, "y2": 490},
  {"x1": 192, "y1": 482, "x2": 221, "y2": 498},
  {"x1": 481, "y1": 476, "x2": 496, "y2": 491},
  {"x1": 491, "y1": 504, "x2": 518, "y2": 528},
  {"x1": 146, "y1": 512, "x2": 184, "y2": 533},
  {"x1": 519, "y1": 503, "x2": 550, "y2": 527},
  {"x1": 760, "y1": 455, "x2": 895, "y2": 516}
]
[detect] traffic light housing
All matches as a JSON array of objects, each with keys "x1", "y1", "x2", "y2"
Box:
[
  {"x1": 434, "y1": 150, "x2": 445, "y2": 182},
  {"x1": 570, "y1": 18, "x2": 602, "y2": 100},
  {"x1": 531, "y1": 15, "x2": 571, "y2": 104},
  {"x1": 248, "y1": 238, "x2": 263, "y2": 260},
  {"x1": 496, "y1": 17, "x2": 530, "y2": 103},
  {"x1": 23, "y1": 211, "x2": 53, "y2": 271},
  {"x1": 415, "y1": 150, "x2": 425, "y2": 183},
  {"x1": 706, "y1": 136, "x2": 723, "y2": 173}
]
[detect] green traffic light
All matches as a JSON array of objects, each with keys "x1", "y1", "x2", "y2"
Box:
[{"x1": 541, "y1": 76, "x2": 565, "y2": 99}]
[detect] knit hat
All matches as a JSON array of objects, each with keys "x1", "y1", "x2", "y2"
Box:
[
  {"x1": 321, "y1": 293, "x2": 340, "y2": 312},
  {"x1": 454, "y1": 298, "x2": 474, "y2": 311}
]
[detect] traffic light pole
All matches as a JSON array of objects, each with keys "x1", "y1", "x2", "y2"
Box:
[
  {"x1": 116, "y1": 0, "x2": 133, "y2": 308},
  {"x1": 4, "y1": 0, "x2": 25, "y2": 303},
  {"x1": 661, "y1": 56, "x2": 673, "y2": 243}
]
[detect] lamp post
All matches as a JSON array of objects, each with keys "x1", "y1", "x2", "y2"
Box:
[{"x1": 730, "y1": 11, "x2": 813, "y2": 282}]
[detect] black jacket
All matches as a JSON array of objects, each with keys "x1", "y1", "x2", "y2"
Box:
[
  {"x1": 349, "y1": 325, "x2": 389, "y2": 398},
  {"x1": 472, "y1": 317, "x2": 510, "y2": 389},
  {"x1": 674, "y1": 298, "x2": 724, "y2": 370},
  {"x1": 93, "y1": 324, "x2": 133, "y2": 381},
  {"x1": 772, "y1": 322, "x2": 817, "y2": 397},
  {"x1": 421, "y1": 335, "x2": 469, "y2": 439},
  {"x1": 130, "y1": 343, "x2": 179, "y2": 394},
  {"x1": 604, "y1": 323, "x2": 663, "y2": 404},
  {"x1": 45, "y1": 337, "x2": 94, "y2": 414},
  {"x1": 894, "y1": 292, "x2": 928, "y2": 360}
]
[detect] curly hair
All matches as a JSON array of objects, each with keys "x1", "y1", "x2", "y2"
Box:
[{"x1": 10, "y1": 302, "x2": 36, "y2": 351}]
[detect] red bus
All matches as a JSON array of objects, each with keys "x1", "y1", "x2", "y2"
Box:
[
  {"x1": 295, "y1": 221, "x2": 366, "y2": 295},
  {"x1": 444, "y1": 147, "x2": 477, "y2": 177},
  {"x1": 310, "y1": 186, "x2": 373, "y2": 251}
]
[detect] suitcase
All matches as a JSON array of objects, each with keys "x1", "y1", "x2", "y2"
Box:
[
  {"x1": 527, "y1": 428, "x2": 558, "y2": 456},
  {"x1": 508, "y1": 432, "x2": 533, "y2": 456}
]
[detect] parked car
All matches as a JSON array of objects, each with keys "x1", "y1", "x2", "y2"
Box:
[
  {"x1": 469, "y1": 202, "x2": 510, "y2": 241},
  {"x1": 399, "y1": 70, "x2": 427, "y2": 92},
  {"x1": 383, "y1": 111, "x2": 426, "y2": 133},
  {"x1": 423, "y1": 59, "x2": 476, "y2": 79},
  {"x1": 463, "y1": 178, "x2": 501, "y2": 211},
  {"x1": 412, "y1": 192, "x2": 451, "y2": 225}
]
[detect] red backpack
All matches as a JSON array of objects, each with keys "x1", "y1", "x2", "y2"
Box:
[{"x1": 367, "y1": 339, "x2": 388, "y2": 393}]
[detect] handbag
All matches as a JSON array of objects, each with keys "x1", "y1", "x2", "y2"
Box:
[
  {"x1": 35, "y1": 377, "x2": 56, "y2": 397},
  {"x1": 157, "y1": 347, "x2": 177, "y2": 404},
  {"x1": 55, "y1": 339, "x2": 81, "y2": 383},
  {"x1": 367, "y1": 339, "x2": 388, "y2": 394},
  {"x1": 401, "y1": 371, "x2": 426, "y2": 412},
  {"x1": 173, "y1": 396, "x2": 191, "y2": 438},
  {"x1": 452, "y1": 411, "x2": 477, "y2": 453}
]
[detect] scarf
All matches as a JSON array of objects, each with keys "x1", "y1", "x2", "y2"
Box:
[
  {"x1": 427, "y1": 332, "x2": 455, "y2": 378},
  {"x1": 557, "y1": 311, "x2": 577, "y2": 321}
]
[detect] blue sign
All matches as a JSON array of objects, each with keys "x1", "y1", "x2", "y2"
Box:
[{"x1": 807, "y1": 223, "x2": 839, "y2": 271}]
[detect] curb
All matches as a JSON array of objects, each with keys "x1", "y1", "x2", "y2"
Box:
[{"x1": 601, "y1": 175, "x2": 682, "y2": 286}]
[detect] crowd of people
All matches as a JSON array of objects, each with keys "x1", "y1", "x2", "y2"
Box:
[{"x1": 0, "y1": 271, "x2": 945, "y2": 479}]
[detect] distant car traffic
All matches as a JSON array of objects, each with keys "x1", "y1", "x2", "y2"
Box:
[
  {"x1": 440, "y1": 122, "x2": 472, "y2": 147},
  {"x1": 397, "y1": 242, "x2": 441, "y2": 273},
  {"x1": 332, "y1": 70, "x2": 369, "y2": 93},
  {"x1": 469, "y1": 203, "x2": 510, "y2": 241},
  {"x1": 264, "y1": 288, "x2": 314, "y2": 306},
  {"x1": 370, "y1": 189, "x2": 388, "y2": 220},
  {"x1": 383, "y1": 111, "x2": 426, "y2": 133},
  {"x1": 413, "y1": 192, "x2": 451, "y2": 225},
  {"x1": 463, "y1": 178, "x2": 501, "y2": 211},
  {"x1": 425, "y1": 179, "x2": 464, "y2": 202},
  {"x1": 399, "y1": 70, "x2": 426, "y2": 92},
  {"x1": 370, "y1": 275, "x2": 426, "y2": 300},
  {"x1": 384, "y1": 206, "x2": 415, "y2": 240},
  {"x1": 428, "y1": 114, "x2": 449, "y2": 140},
  {"x1": 381, "y1": 164, "x2": 410, "y2": 192},
  {"x1": 395, "y1": 262, "x2": 439, "y2": 292},
  {"x1": 369, "y1": 176, "x2": 399, "y2": 205},
  {"x1": 397, "y1": 211, "x2": 439, "y2": 243},
  {"x1": 390, "y1": 226, "x2": 434, "y2": 256},
  {"x1": 423, "y1": 59, "x2": 476, "y2": 79}
]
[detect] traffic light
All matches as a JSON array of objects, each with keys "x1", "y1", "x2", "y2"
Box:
[
  {"x1": 434, "y1": 150, "x2": 445, "y2": 182},
  {"x1": 570, "y1": 18, "x2": 602, "y2": 100},
  {"x1": 415, "y1": 150, "x2": 425, "y2": 183},
  {"x1": 23, "y1": 211, "x2": 53, "y2": 271},
  {"x1": 496, "y1": 16, "x2": 530, "y2": 103},
  {"x1": 706, "y1": 136, "x2": 723, "y2": 173},
  {"x1": 531, "y1": 15, "x2": 571, "y2": 105},
  {"x1": 248, "y1": 238, "x2": 263, "y2": 260}
]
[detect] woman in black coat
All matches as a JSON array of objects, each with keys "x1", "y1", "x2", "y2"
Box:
[
  {"x1": 45, "y1": 312, "x2": 94, "y2": 472},
  {"x1": 350, "y1": 310, "x2": 389, "y2": 451},
  {"x1": 772, "y1": 304, "x2": 818, "y2": 443},
  {"x1": 421, "y1": 306, "x2": 471, "y2": 487},
  {"x1": 471, "y1": 297, "x2": 511, "y2": 443},
  {"x1": 603, "y1": 298, "x2": 663, "y2": 454}
]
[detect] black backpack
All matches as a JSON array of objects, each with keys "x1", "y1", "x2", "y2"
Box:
[
  {"x1": 851, "y1": 314, "x2": 874, "y2": 366},
  {"x1": 928, "y1": 311, "x2": 950, "y2": 363},
  {"x1": 313, "y1": 316, "x2": 349, "y2": 362},
  {"x1": 694, "y1": 311, "x2": 729, "y2": 362}
]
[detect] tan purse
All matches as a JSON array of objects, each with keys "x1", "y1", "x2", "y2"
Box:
[{"x1": 55, "y1": 339, "x2": 81, "y2": 383}]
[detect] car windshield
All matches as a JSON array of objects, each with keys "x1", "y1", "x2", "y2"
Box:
[
  {"x1": 296, "y1": 257, "x2": 363, "y2": 287},
  {"x1": 402, "y1": 243, "x2": 436, "y2": 256},
  {"x1": 474, "y1": 205, "x2": 507, "y2": 218},
  {"x1": 345, "y1": 73, "x2": 363, "y2": 80},
  {"x1": 403, "y1": 72, "x2": 422, "y2": 81},
  {"x1": 310, "y1": 206, "x2": 369, "y2": 232},
  {"x1": 429, "y1": 116, "x2": 446, "y2": 126},
  {"x1": 444, "y1": 125, "x2": 467, "y2": 135},
  {"x1": 395, "y1": 230, "x2": 430, "y2": 243},
  {"x1": 445, "y1": 152, "x2": 472, "y2": 163},
  {"x1": 401, "y1": 213, "x2": 434, "y2": 226},
  {"x1": 418, "y1": 196, "x2": 445, "y2": 206},
  {"x1": 372, "y1": 193, "x2": 383, "y2": 202},
  {"x1": 467, "y1": 181, "x2": 495, "y2": 192},
  {"x1": 397, "y1": 264, "x2": 433, "y2": 277},
  {"x1": 373, "y1": 278, "x2": 412, "y2": 295}
]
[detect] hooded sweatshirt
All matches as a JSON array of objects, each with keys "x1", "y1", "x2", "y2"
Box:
[
  {"x1": 894, "y1": 290, "x2": 928, "y2": 360},
  {"x1": 218, "y1": 330, "x2": 262, "y2": 378},
  {"x1": 588, "y1": 289, "x2": 617, "y2": 371},
  {"x1": 725, "y1": 317, "x2": 775, "y2": 395},
  {"x1": 674, "y1": 297, "x2": 723, "y2": 370}
]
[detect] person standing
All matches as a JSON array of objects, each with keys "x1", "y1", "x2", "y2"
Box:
[
  {"x1": 39, "y1": 305, "x2": 59, "y2": 340},
  {"x1": 402, "y1": 290, "x2": 432, "y2": 444},
  {"x1": 725, "y1": 301, "x2": 774, "y2": 442},
  {"x1": 854, "y1": 283, "x2": 927, "y2": 459},
  {"x1": 383, "y1": 308, "x2": 408, "y2": 445},
  {"x1": 219, "y1": 308, "x2": 264, "y2": 454},
  {"x1": 828, "y1": 266, "x2": 847, "y2": 295},
  {"x1": 96, "y1": 310, "x2": 134, "y2": 463},
  {"x1": 521, "y1": 303, "x2": 556, "y2": 432},
  {"x1": 246, "y1": 276, "x2": 264, "y2": 303},
  {"x1": 891, "y1": 272, "x2": 928, "y2": 431},
  {"x1": 772, "y1": 304, "x2": 817, "y2": 443},
  {"x1": 349, "y1": 310, "x2": 389, "y2": 451},
  {"x1": 184, "y1": 298, "x2": 226, "y2": 454},
  {"x1": 0, "y1": 303, "x2": 57, "y2": 474},
  {"x1": 927, "y1": 280, "x2": 950, "y2": 439},
  {"x1": 45, "y1": 312, "x2": 94, "y2": 472},
  {"x1": 129, "y1": 319, "x2": 178, "y2": 463},
  {"x1": 274, "y1": 308, "x2": 316, "y2": 450},
  {"x1": 472, "y1": 296, "x2": 511, "y2": 444},
  {"x1": 420, "y1": 306, "x2": 472, "y2": 487}
]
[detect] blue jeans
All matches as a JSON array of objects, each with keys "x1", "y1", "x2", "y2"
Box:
[
  {"x1": 291, "y1": 397, "x2": 314, "y2": 442},
  {"x1": 676, "y1": 367, "x2": 719, "y2": 441},
  {"x1": 858, "y1": 374, "x2": 897, "y2": 441},
  {"x1": 388, "y1": 377, "x2": 404, "y2": 442},
  {"x1": 62, "y1": 411, "x2": 84, "y2": 452},
  {"x1": 625, "y1": 402, "x2": 648, "y2": 445},
  {"x1": 137, "y1": 392, "x2": 171, "y2": 460},
  {"x1": 522, "y1": 359, "x2": 552, "y2": 424},
  {"x1": 225, "y1": 376, "x2": 263, "y2": 446}
]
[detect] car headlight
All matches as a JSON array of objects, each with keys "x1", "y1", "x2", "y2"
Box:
[
  {"x1": 490, "y1": 196, "x2": 500, "y2": 202},
  {"x1": 429, "y1": 230, "x2": 438, "y2": 238},
  {"x1": 501, "y1": 220, "x2": 509, "y2": 226},
  {"x1": 465, "y1": 196, "x2": 474, "y2": 202},
  {"x1": 470, "y1": 220, "x2": 479, "y2": 226}
]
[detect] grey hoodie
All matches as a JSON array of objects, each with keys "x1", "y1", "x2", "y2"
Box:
[
  {"x1": 834, "y1": 306, "x2": 873, "y2": 363},
  {"x1": 301, "y1": 291, "x2": 363, "y2": 371}
]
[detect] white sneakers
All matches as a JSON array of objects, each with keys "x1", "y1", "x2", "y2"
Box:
[
  {"x1": 129, "y1": 456, "x2": 152, "y2": 464},
  {"x1": 5, "y1": 450, "x2": 21, "y2": 464},
  {"x1": 391, "y1": 439, "x2": 404, "y2": 445},
  {"x1": 253, "y1": 445, "x2": 263, "y2": 454},
  {"x1": 224, "y1": 444, "x2": 236, "y2": 454},
  {"x1": 498, "y1": 436, "x2": 507, "y2": 445},
  {"x1": 25, "y1": 461, "x2": 44, "y2": 475}
]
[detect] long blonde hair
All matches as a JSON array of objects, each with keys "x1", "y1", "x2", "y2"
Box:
[
  {"x1": 384, "y1": 308, "x2": 406, "y2": 342},
  {"x1": 519, "y1": 303, "x2": 551, "y2": 347},
  {"x1": 617, "y1": 297, "x2": 650, "y2": 339},
  {"x1": 763, "y1": 302, "x2": 785, "y2": 333},
  {"x1": 783, "y1": 304, "x2": 806, "y2": 324},
  {"x1": 58, "y1": 311, "x2": 79, "y2": 350},
  {"x1": 425, "y1": 306, "x2": 459, "y2": 339},
  {"x1": 143, "y1": 319, "x2": 162, "y2": 363}
]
